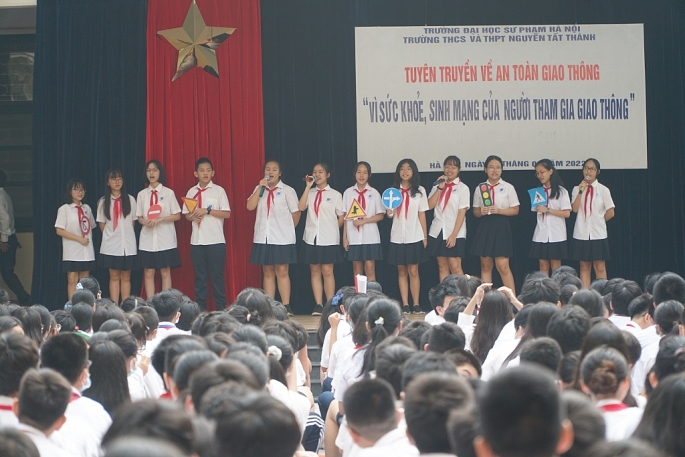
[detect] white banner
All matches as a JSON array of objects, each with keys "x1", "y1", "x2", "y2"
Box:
[{"x1": 355, "y1": 24, "x2": 647, "y2": 172}]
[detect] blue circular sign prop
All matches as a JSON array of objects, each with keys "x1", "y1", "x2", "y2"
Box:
[{"x1": 382, "y1": 188, "x2": 403, "y2": 210}]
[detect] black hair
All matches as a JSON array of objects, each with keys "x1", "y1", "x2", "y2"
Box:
[
  {"x1": 514, "y1": 303, "x2": 533, "y2": 330},
  {"x1": 375, "y1": 343, "x2": 417, "y2": 399},
  {"x1": 132, "y1": 305, "x2": 159, "y2": 335},
  {"x1": 316, "y1": 286, "x2": 357, "y2": 347},
  {"x1": 173, "y1": 350, "x2": 219, "y2": 394},
  {"x1": 546, "y1": 305, "x2": 591, "y2": 354},
  {"x1": 551, "y1": 265, "x2": 578, "y2": 280},
  {"x1": 447, "y1": 407, "x2": 478, "y2": 457},
  {"x1": 189, "y1": 359, "x2": 261, "y2": 409},
  {"x1": 456, "y1": 275, "x2": 482, "y2": 298},
  {"x1": 178, "y1": 300, "x2": 201, "y2": 332},
  {"x1": 103, "y1": 437, "x2": 187, "y2": 457},
  {"x1": 520, "y1": 337, "x2": 563, "y2": 373},
  {"x1": 401, "y1": 351, "x2": 456, "y2": 391},
  {"x1": 428, "y1": 282, "x2": 460, "y2": 310},
  {"x1": 101, "y1": 168, "x2": 131, "y2": 219},
  {"x1": 622, "y1": 330, "x2": 642, "y2": 366},
  {"x1": 10, "y1": 308, "x2": 42, "y2": 346},
  {"x1": 353, "y1": 160, "x2": 372, "y2": 181},
  {"x1": 393, "y1": 158, "x2": 421, "y2": 197},
  {"x1": 427, "y1": 322, "x2": 466, "y2": 353},
  {"x1": 63, "y1": 178, "x2": 86, "y2": 204},
  {"x1": 0, "y1": 289, "x2": 9, "y2": 305},
  {"x1": 582, "y1": 439, "x2": 669, "y2": 457},
  {"x1": 560, "y1": 390, "x2": 605, "y2": 457},
  {"x1": 83, "y1": 341, "x2": 131, "y2": 415},
  {"x1": 0, "y1": 427, "x2": 40, "y2": 457},
  {"x1": 0, "y1": 333, "x2": 39, "y2": 396},
  {"x1": 568, "y1": 289, "x2": 606, "y2": 318},
  {"x1": 40, "y1": 333, "x2": 89, "y2": 384},
  {"x1": 125, "y1": 312, "x2": 148, "y2": 346},
  {"x1": 234, "y1": 288, "x2": 275, "y2": 326},
  {"x1": 78, "y1": 276, "x2": 101, "y2": 297},
  {"x1": 360, "y1": 298, "x2": 403, "y2": 376},
  {"x1": 443, "y1": 155, "x2": 461, "y2": 168},
  {"x1": 649, "y1": 336, "x2": 685, "y2": 388},
  {"x1": 582, "y1": 157, "x2": 601, "y2": 172},
  {"x1": 655, "y1": 300, "x2": 684, "y2": 335},
  {"x1": 559, "y1": 351, "x2": 580, "y2": 385},
  {"x1": 92, "y1": 304, "x2": 127, "y2": 333},
  {"x1": 525, "y1": 271, "x2": 548, "y2": 282},
  {"x1": 225, "y1": 347, "x2": 270, "y2": 387},
  {"x1": 559, "y1": 284, "x2": 578, "y2": 306},
  {"x1": 444, "y1": 296, "x2": 469, "y2": 323},
  {"x1": 344, "y1": 378, "x2": 397, "y2": 441},
  {"x1": 653, "y1": 273, "x2": 685, "y2": 305},
  {"x1": 17, "y1": 368, "x2": 71, "y2": 431},
  {"x1": 197, "y1": 312, "x2": 240, "y2": 336},
  {"x1": 571, "y1": 323, "x2": 630, "y2": 391},
  {"x1": 505, "y1": 303, "x2": 561, "y2": 365},
  {"x1": 70, "y1": 302, "x2": 94, "y2": 332},
  {"x1": 445, "y1": 348, "x2": 483, "y2": 378},
  {"x1": 149, "y1": 291, "x2": 182, "y2": 322},
  {"x1": 29, "y1": 305, "x2": 52, "y2": 338},
  {"x1": 231, "y1": 325, "x2": 269, "y2": 354},
  {"x1": 163, "y1": 337, "x2": 208, "y2": 385},
  {"x1": 0, "y1": 316, "x2": 23, "y2": 334},
  {"x1": 518, "y1": 278, "x2": 561, "y2": 306},
  {"x1": 144, "y1": 159, "x2": 166, "y2": 184},
  {"x1": 120, "y1": 296, "x2": 146, "y2": 313},
  {"x1": 266, "y1": 335, "x2": 294, "y2": 386},
  {"x1": 628, "y1": 293, "x2": 654, "y2": 319},
  {"x1": 470, "y1": 290, "x2": 512, "y2": 362},
  {"x1": 477, "y1": 365, "x2": 561, "y2": 457},
  {"x1": 484, "y1": 155, "x2": 503, "y2": 172},
  {"x1": 51, "y1": 310, "x2": 76, "y2": 333},
  {"x1": 98, "y1": 319, "x2": 130, "y2": 333},
  {"x1": 226, "y1": 305, "x2": 250, "y2": 324},
  {"x1": 610, "y1": 280, "x2": 642, "y2": 316},
  {"x1": 535, "y1": 159, "x2": 564, "y2": 200},
  {"x1": 643, "y1": 271, "x2": 664, "y2": 295},
  {"x1": 203, "y1": 332, "x2": 235, "y2": 357},
  {"x1": 195, "y1": 157, "x2": 213, "y2": 171},
  {"x1": 397, "y1": 320, "x2": 431, "y2": 350},
  {"x1": 91, "y1": 329, "x2": 138, "y2": 360},
  {"x1": 404, "y1": 372, "x2": 475, "y2": 454},
  {"x1": 71, "y1": 289, "x2": 96, "y2": 307}
]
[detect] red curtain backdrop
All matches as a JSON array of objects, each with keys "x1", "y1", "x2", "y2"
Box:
[{"x1": 146, "y1": 0, "x2": 264, "y2": 307}]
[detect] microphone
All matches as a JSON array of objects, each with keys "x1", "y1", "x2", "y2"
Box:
[
  {"x1": 432, "y1": 177, "x2": 446, "y2": 186},
  {"x1": 303, "y1": 176, "x2": 316, "y2": 183},
  {"x1": 584, "y1": 175, "x2": 590, "y2": 181},
  {"x1": 259, "y1": 174, "x2": 270, "y2": 197}
]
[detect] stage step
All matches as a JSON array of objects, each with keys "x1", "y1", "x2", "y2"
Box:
[{"x1": 308, "y1": 330, "x2": 322, "y2": 398}]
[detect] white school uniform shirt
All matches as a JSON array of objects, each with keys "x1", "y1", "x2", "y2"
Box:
[
  {"x1": 0, "y1": 187, "x2": 16, "y2": 241},
  {"x1": 267, "y1": 379, "x2": 310, "y2": 436},
  {"x1": 55, "y1": 203, "x2": 96, "y2": 261},
  {"x1": 481, "y1": 337, "x2": 521, "y2": 381},
  {"x1": 182, "y1": 181, "x2": 231, "y2": 245},
  {"x1": 347, "y1": 427, "x2": 419, "y2": 457},
  {"x1": 136, "y1": 184, "x2": 181, "y2": 252},
  {"x1": 596, "y1": 399, "x2": 643, "y2": 441},
  {"x1": 428, "y1": 179, "x2": 470, "y2": 239},
  {"x1": 0, "y1": 395, "x2": 18, "y2": 427},
  {"x1": 632, "y1": 335, "x2": 661, "y2": 394},
  {"x1": 390, "y1": 185, "x2": 429, "y2": 244},
  {"x1": 128, "y1": 366, "x2": 148, "y2": 401},
  {"x1": 473, "y1": 178, "x2": 520, "y2": 210},
  {"x1": 16, "y1": 423, "x2": 72, "y2": 457},
  {"x1": 532, "y1": 186, "x2": 572, "y2": 243},
  {"x1": 321, "y1": 323, "x2": 352, "y2": 370},
  {"x1": 608, "y1": 314, "x2": 631, "y2": 328},
  {"x1": 457, "y1": 313, "x2": 477, "y2": 352},
  {"x1": 97, "y1": 194, "x2": 137, "y2": 256},
  {"x1": 327, "y1": 333, "x2": 355, "y2": 379},
  {"x1": 343, "y1": 184, "x2": 385, "y2": 245},
  {"x1": 250, "y1": 181, "x2": 299, "y2": 245},
  {"x1": 572, "y1": 181, "x2": 614, "y2": 240},
  {"x1": 332, "y1": 346, "x2": 367, "y2": 401},
  {"x1": 302, "y1": 185, "x2": 344, "y2": 246},
  {"x1": 50, "y1": 414, "x2": 100, "y2": 457},
  {"x1": 66, "y1": 388, "x2": 112, "y2": 441},
  {"x1": 425, "y1": 310, "x2": 445, "y2": 326}
]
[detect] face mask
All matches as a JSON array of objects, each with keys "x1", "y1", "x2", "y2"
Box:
[{"x1": 80, "y1": 373, "x2": 91, "y2": 392}]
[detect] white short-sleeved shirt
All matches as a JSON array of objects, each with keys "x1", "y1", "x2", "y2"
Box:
[
  {"x1": 572, "y1": 181, "x2": 614, "y2": 240},
  {"x1": 327, "y1": 333, "x2": 355, "y2": 379},
  {"x1": 17, "y1": 423, "x2": 72, "y2": 457},
  {"x1": 267, "y1": 379, "x2": 310, "y2": 436},
  {"x1": 66, "y1": 388, "x2": 112, "y2": 441},
  {"x1": 136, "y1": 184, "x2": 181, "y2": 252},
  {"x1": 55, "y1": 203, "x2": 96, "y2": 261},
  {"x1": 347, "y1": 427, "x2": 419, "y2": 457},
  {"x1": 321, "y1": 322, "x2": 352, "y2": 370},
  {"x1": 182, "y1": 181, "x2": 231, "y2": 245},
  {"x1": 532, "y1": 187, "x2": 572, "y2": 243},
  {"x1": 596, "y1": 400, "x2": 643, "y2": 441},
  {"x1": 457, "y1": 313, "x2": 477, "y2": 352},
  {"x1": 97, "y1": 195, "x2": 137, "y2": 257},
  {"x1": 390, "y1": 186, "x2": 429, "y2": 244},
  {"x1": 342, "y1": 185, "x2": 385, "y2": 245},
  {"x1": 302, "y1": 185, "x2": 344, "y2": 246},
  {"x1": 424, "y1": 310, "x2": 445, "y2": 326},
  {"x1": 428, "y1": 179, "x2": 470, "y2": 239},
  {"x1": 250, "y1": 181, "x2": 299, "y2": 245},
  {"x1": 473, "y1": 179, "x2": 520, "y2": 210},
  {"x1": 51, "y1": 414, "x2": 100, "y2": 457},
  {"x1": 332, "y1": 346, "x2": 366, "y2": 401},
  {"x1": 0, "y1": 395, "x2": 18, "y2": 427}
]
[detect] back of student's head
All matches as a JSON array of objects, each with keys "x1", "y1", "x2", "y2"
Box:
[
  {"x1": 234, "y1": 287, "x2": 275, "y2": 325},
  {"x1": 104, "y1": 437, "x2": 188, "y2": 457},
  {"x1": 401, "y1": 351, "x2": 456, "y2": 392},
  {"x1": 375, "y1": 343, "x2": 417, "y2": 398},
  {"x1": 653, "y1": 273, "x2": 685, "y2": 305},
  {"x1": 70, "y1": 302, "x2": 94, "y2": 332},
  {"x1": 51, "y1": 310, "x2": 75, "y2": 333},
  {"x1": 17, "y1": 368, "x2": 71, "y2": 431},
  {"x1": 10, "y1": 308, "x2": 42, "y2": 345},
  {"x1": 560, "y1": 390, "x2": 605, "y2": 457},
  {"x1": 456, "y1": 274, "x2": 482, "y2": 297},
  {"x1": 0, "y1": 428, "x2": 40, "y2": 457},
  {"x1": 163, "y1": 337, "x2": 208, "y2": 383},
  {"x1": 628, "y1": 293, "x2": 654, "y2": 319},
  {"x1": 177, "y1": 301, "x2": 201, "y2": 332},
  {"x1": 132, "y1": 305, "x2": 159, "y2": 333},
  {"x1": 547, "y1": 305, "x2": 591, "y2": 354},
  {"x1": 398, "y1": 320, "x2": 431, "y2": 350},
  {"x1": 568, "y1": 289, "x2": 606, "y2": 318},
  {"x1": 226, "y1": 305, "x2": 250, "y2": 324},
  {"x1": 225, "y1": 345, "x2": 270, "y2": 387},
  {"x1": 610, "y1": 280, "x2": 642, "y2": 316},
  {"x1": 559, "y1": 284, "x2": 578, "y2": 306},
  {"x1": 84, "y1": 340, "x2": 131, "y2": 415},
  {"x1": 92, "y1": 304, "x2": 126, "y2": 333},
  {"x1": 644, "y1": 272, "x2": 664, "y2": 295},
  {"x1": 580, "y1": 347, "x2": 629, "y2": 396},
  {"x1": 71, "y1": 288, "x2": 96, "y2": 307},
  {"x1": 575, "y1": 323, "x2": 630, "y2": 388},
  {"x1": 197, "y1": 311, "x2": 240, "y2": 336},
  {"x1": 265, "y1": 335, "x2": 293, "y2": 385},
  {"x1": 519, "y1": 278, "x2": 561, "y2": 306},
  {"x1": 203, "y1": 332, "x2": 234, "y2": 357},
  {"x1": 622, "y1": 331, "x2": 641, "y2": 366},
  {"x1": 344, "y1": 378, "x2": 397, "y2": 441},
  {"x1": 428, "y1": 282, "x2": 459, "y2": 310},
  {"x1": 231, "y1": 324, "x2": 268, "y2": 353},
  {"x1": 149, "y1": 290, "x2": 182, "y2": 322},
  {"x1": 447, "y1": 407, "x2": 479, "y2": 457},
  {"x1": 557, "y1": 274, "x2": 584, "y2": 290},
  {"x1": 404, "y1": 372, "x2": 475, "y2": 454},
  {"x1": 40, "y1": 332, "x2": 88, "y2": 384},
  {"x1": 648, "y1": 336, "x2": 685, "y2": 390},
  {"x1": 477, "y1": 365, "x2": 563, "y2": 457},
  {"x1": 361, "y1": 297, "x2": 403, "y2": 376},
  {"x1": 426, "y1": 322, "x2": 465, "y2": 353},
  {"x1": 559, "y1": 351, "x2": 581, "y2": 388},
  {"x1": 189, "y1": 359, "x2": 261, "y2": 409},
  {"x1": 520, "y1": 337, "x2": 563, "y2": 373},
  {"x1": 471, "y1": 290, "x2": 513, "y2": 362},
  {"x1": 654, "y1": 300, "x2": 684, "y2": 336},
  {"x1": 77, "y1": 276, "x2": 101, "y2": 297},
  {"x1": 0, "y1": 333, "x2": 39, "y2": 396},
  {"x1": 551, "y1": 265, "x2": 578, "y2": 282},
  {"x1": 120, "y1": 296, "x2": 145, "y2": 313},
  {"x1": 581, "y1": 439, "x2": 669, "y2": 457},
  {"x1": 443, "y1": 296, "x2": 469, "y2": 323},
  {"x1": 0, "y1": 315, "x2": 23, "y2": 335}
]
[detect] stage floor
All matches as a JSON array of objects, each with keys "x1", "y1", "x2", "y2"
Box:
[{"x1": 291, "y1": 313, "x2": 426, "y2": 331}]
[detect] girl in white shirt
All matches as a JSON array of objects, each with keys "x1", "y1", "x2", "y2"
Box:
[
  {"x1": 247, "y1": 160, "x2": 301, "y2": 316},
  {"x1": 55, "y1": 179, "x2": 96, "y2": 298},
  {"x1": 298, "y1": 163, "x2": 344, "y2": 316},
  {"x1": 97, "y1": 169, "x2": 137, "y2": 304},
  {"x1": 387, "y1": 159, "x2": 428, "y2": 314},
  {"x1": 571, "y1": 158, "x2": 615, "y2": 288},
  {"x1": 529, "y1": 159, "x2": 572, "y2": 276},
  {"x1": 136, "y1": 160, "x2": 182, "y2": 298},
  {"x1": 471, "y1": 155, "x2": 520, "y2": 295},
  {"x1": 342, "y1": 161, "x2": 385, "y2": 281},
  {"x1": 427, "y1": 155, "x2": 470, "y2": 281}
]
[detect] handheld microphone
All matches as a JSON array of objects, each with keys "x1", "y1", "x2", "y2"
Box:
[
  {"x1": 584, "y1": 175, "x2": 590, "y2": 181},
  {"x1": 259, "y1": 174, "x2": 270, "y2": 197},
  {"x1": 432, "y1": 177, "x2": 446, "y2": 186},
  {"x1": 303, "y1": 176, "x2": 316, "y2": 183}
]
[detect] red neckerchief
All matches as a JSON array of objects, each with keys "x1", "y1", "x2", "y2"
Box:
[
  {"x1": 626, "y1": 322, "x2": 638, "y2": 329},
  {"x1": 149, "y1": 189, "x2": 159, "y2": 206},
  {"x1": 112, "y1": 196, "x2": 122, "y2": 230},
  {"x1": 76, "y1": 205, "x2": 89, "y2": 236},
  {"x1": 0, "y1": 404, "x2": 13, "y2": 411},
  {"x1": 159, "y1": 391, "x2": 173, "y2": 400},
  {"x1": 439, "y1": 180, "x2": 457, "y2": 211},
  {"x1": 398, "y1": 187, "x2": 411, "y2": 219},
  {"x1": 542, "y1": 186, "x2": 551, "y2": 220},
  {"x1": 584, "y1": 182, "x2": 595, "y2": 220},
  {"x1": 354, "y1": 187, "x2": 368, "y2": 210},
  {"x1": 266, "y1": 186, "x2": 279, "y2": 217},
  {"x1": 313, "y1": 188, "x2": 325, "y2": 217},
  {"x1": 599, "y1": 402, "x2": 629, "y2": 412},
  {"x1": 488, "y1": 182, "x2": 500, "y2": 206},
  {"x1": 70, "y1": 391, "x2": 81, "y2": 402},
  {"x1": 193, "y1": 185, "x2": 210, "y2": 226}
]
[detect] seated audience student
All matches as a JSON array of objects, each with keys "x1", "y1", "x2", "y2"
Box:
[
  {"x1": 579, "y1": 347, "x2": 642, "y2": 441},
  {"x1": 171, "y1": 350, "x2": 218, "y2": 401},
  {"x1": 473, "y1": 365, "x2": 573, "y2": 457},
  {"x1": 90, "y1": 330, "x2": 148, "y2": 402},
  {"x1": 11, "y1": 308, "x2": 43, "y2": 346},
  {"x1": 187, "y1": 359, "x2": 261, "y2": 413},
  {"x1": 404, "y1": 372, "x2": 475, "y2": 456},
  {"x1": 343, "y1": 378, "x2": 418, "y2": 457},
  {"x1": 0, "y1": 316, "x2": 24, "y2": 335},
  {"x1": 559, "y1": 284, "x2": 578, "y2": 307},
  {"x1": 652, "y1": 271, "x2": 685, "y2": 306},
  {"x1": 567, "y1": 289, "x2": 607, "y2": 318},
  {"x1": 375, "y1": 343, "x2": 418, "y2": 400},
  {"x1": 177, "y1": 300, "x2": 201, "y2": 332},
  {"x1": 501, "y1": 303, "x2": 561, "y2": 369},
  {"x1": 559, "y1": 390, "x2": 606, "y2": 457},
  {"x1": 583, "y1": 439, "x2": 669, "y2": 457},
  {"x1": 480, "y1": 304, "x2": 533, "y2": 381},
  {"x1": 145, "y1": 290, "x2": 186, "y2": 356},
  {"x1": 633, "y1": 373, "x2": 685, "y2": 457},
  {"x1": 398, "y1": 320, "x2": 432, "y2": 350},
  {"x1": 119, "y1": 295, "x2": 145, "y2": 313},
  {"x1": 0, "y1": 333, "x2": 39, "y2": 427},
  {"x1": 400, "y1": 352, "x2": 457, "y2": 396},
  {"x1": 445, "y1": 348, "x2": 482, "y2": 379},
  {"x1": 159, "y1": 336, "x2": 207, "y2": 400},
  {"x1": 644, "y1": 336, "x2": 685, "y2": 395},
  {"x1": 442, "y1": 296, "x2": 469, "y2": 324},
  {"x1": 14, "y1": 369, "x2": 73, "y2": 457},
  {"x1": 77, "y1": 276, "x2": 102, "y2": 299},
  {"x1": 558, "y1": 351, "x2": 581, "y2": 390},
  {"x1": 546, "y1": 305, "x2": 592, "y2": 354},
  {"x1": 51, "y1": 310, "x2": 76, "y2": 333},
  {"x1": 70, "y1": 302, "x2": 94, "y2": 339},
  {"x1": 624, "y1": 293, "x2": 654, "y2": 334},
  {"x1": 91, "y1": 304, "x2": 126, "y2": 333},
  {"x1": 423, "y1": 322, "x2": 465, "y2": 353},
  {"x1": 608, "y1": 280, "x2": 642, "y2": 327},
  {"x1": 83, "y1": 341, "x2": 131, "y2": 416},
  {"x1": 0, "y1": 428, "x2": 41, "y2": 457},
  {"x1": 38, "y1": 333, "x2": 111, "y2": 440},
  {"x1": 643, "y1": 271, "x2": 664, "y2": 295},
  {"x1": 458, "y1": 285, "x2": 513, "y2": 361},
  {"x1": 103, "y1": 437, "x2": 188, "y2": 457},
  {"x1": 425, "y1": 282, "x2": 459, "y2": 325},
  {"x1": 519, "y1": 337, "x2": 563, "y2": 374}
]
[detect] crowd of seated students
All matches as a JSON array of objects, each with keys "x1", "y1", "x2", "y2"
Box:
[{"x1": 0, "y1": 268, "x2": 684, "y2": 457}]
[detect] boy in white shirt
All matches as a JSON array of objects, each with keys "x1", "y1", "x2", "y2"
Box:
[
  {"x1": 425, "y1": 282, "x2": 458, "y2": 326},
  {"x1": 183, "y1": 157, "x2": 231, "y2": 310},
  {"x1": 0, "y1": 333, "x2": 39, "y2": 428}
]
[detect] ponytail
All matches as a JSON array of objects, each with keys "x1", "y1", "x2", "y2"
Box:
[{"x1": 359, "y1": 298, "x2": 403, "y2": 377}]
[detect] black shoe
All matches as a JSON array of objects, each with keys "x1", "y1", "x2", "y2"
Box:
[
  {"x1": 311, "y1": 304, "x2": 324, "y2": 316},
  {"x1": 403, "y1": 305, "x2": 411, "y2": 314},
  {"x1": 413, "y1": 307, "x2": 425, "y2": 314},
  {"x1": 285, "y1": 305, "x2": 294, "y2": 317}
]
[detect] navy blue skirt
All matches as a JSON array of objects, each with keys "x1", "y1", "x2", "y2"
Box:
[
  {"x1": 387, "y1": 241, "x2": 428, "y2": 265},
  {"x1": 427, "y1": 232, "x2": 466, "y2": 258},
  {"x1": 470, "y1": 214, "x2": 513, "y2": 258},
  {"x1": 138, "y1": 248, "x2": 182, "y2": 269},
  {"x1": 346, "y1": 243, "x2": 383, "y2": 261},
  {"x1": 62, "y1": 260, "x2": 97, "y2": 273},
  {"x1": 529, "y1": 241, "x2": 568, "y2": 260},
  {"x1": 250, "y1": 243, "x2": 298, "y2": 265},
  {"x1": 300, "y1": 242, "x2": 344, "y2": 265},
  {"x1": 572, "y1": 238, "x2": 610, "y2": 261},
  {"x1": 98, "y1": 254, "x2": 138, "y2": 271}
]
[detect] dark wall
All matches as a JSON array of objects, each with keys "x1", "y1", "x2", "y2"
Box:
[{"x1": 261, "y1": 0, "x2": 685, "y2": 313}]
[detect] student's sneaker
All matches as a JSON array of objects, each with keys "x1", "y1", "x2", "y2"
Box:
[
  {"x1": 311, "y1": 304, "x2": 324, "y2": 316},
  {"x1": 413, "y1": 307, "x2": 425, "y2": 314},
  {"x1": 285, "y1": 305, "x2": 294, "y2": 317},
  {"x1": 402, "y1": 305, "x2": 411, "y2": 314}
]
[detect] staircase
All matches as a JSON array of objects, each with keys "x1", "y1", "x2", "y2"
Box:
[{"x1": 308, "y1": 329, "x2": 322, "y2": 398}]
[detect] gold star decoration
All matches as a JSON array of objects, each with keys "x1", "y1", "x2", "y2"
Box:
[{"x1": 157, "y1": 0, "x2": 236, "y2": 81}]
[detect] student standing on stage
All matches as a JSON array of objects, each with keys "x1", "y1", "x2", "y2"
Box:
[
  {"x1": 97, "y1": 169, "x2": 137, "y2": 304},
  {"x1": 298, "y1": 163, "x2": 344, "y2": 316},
  {"x1": 136, "y1": 160, "x2": 182, "y2": 299},
  {"x1": 247, "y1": 160, "x2": 300, "y2": 316},
  {"x1": 530, "y1": 159, "x2": 572, "y2": 276},
  {"x1": 387, "y1": 159, "x2": 428, "y2": 314},
  {"x1": 55, "y1": 179, "x2": 96, "y2": 299},
  {"x1": 427, "y1": 155, "x2": 470, "y2": 281},
  {"x1": 183, "y1": 157, "x2": 231, "y2": 311},
  {"x1": 0, "y1": 170, "x2": 31, "y2": 304},
  {"x1": 571, "y1": 158, "x2": 615, "y2": 288},
  {"x1": 342, "y1": 161, "x2": 385, "y2": 281},
  {"x1": 471, "y1": 155, "x2": 520, "y2": 295}
]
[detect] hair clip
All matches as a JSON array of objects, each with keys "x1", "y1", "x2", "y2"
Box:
[
  {"x1": 331, "y1": 293, "x2": 344, "y2": 306},
  {"x1": 246, "y1": 313, "x2": 251, "y2": 322},
  {"x1": 374, "y1": 316, "x2": 384, "y2": 326},
  {"x1": 268, "y1": 345, "x2": 282, "y2": 361},
  {"x1": 75, "y1": 283, "x2": 84, "y2": 290}
]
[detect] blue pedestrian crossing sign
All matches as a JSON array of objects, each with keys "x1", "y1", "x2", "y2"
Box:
[{"x1": 382, "y1": 188, "x2": 403, "y2": 210}]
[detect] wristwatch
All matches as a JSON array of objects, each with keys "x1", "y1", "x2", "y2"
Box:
[
  {"x1": 206, "y1": 205, "x2": 213, "y2": 215},
  {"x1": 546, "y1": 207, "x2": 550, "y2": 214}
]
